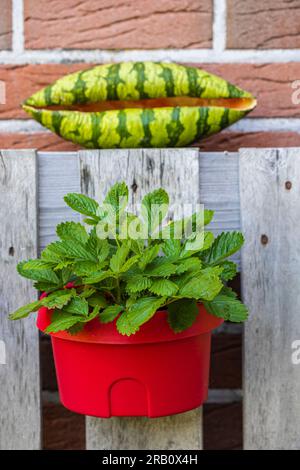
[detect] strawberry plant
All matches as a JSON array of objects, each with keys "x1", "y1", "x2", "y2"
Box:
[{"x1": 10, "y1": 182, "x2": 248, "y2": 335}]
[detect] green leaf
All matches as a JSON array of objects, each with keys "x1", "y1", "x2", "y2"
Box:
[
  {"x1": 175, "y1": 257, "x2": 202, "y2": 274},
  {"x1": 220, "y1": 286, "x2": 238, "y2": 298},
  {"x1": 17, "y1": 260, "x2": 60, "y2": 284},
  {"x1": 104, "y1": 182, "x2": 128, "y2": 215},
  {"x1": 162, "y1": 239, "x2": 181, "y2": 258},
  {"x1": 67, "y1": 322, "x2": 85, "y2": 335},
  {"x1": 205, "y1": 232, "x2": 244, "y2": 265},
  {"x1": 182, "y1": 231, "x2": 214, "y2": 255},
  {"x1": 168, "y1": 299, "x2": 199, "y2": 333},
  {"x1": 219, "y1": 261, "x2": 237, "y2": 281},
  {"x1": 99, "y1": 305, "x2": 123, "y2": 323},
  {"x1": 115, "y1": 310, "x2": 139, "y2": 336},
  {"x1": 73, "y1": 260, "x2": 100, "y2": 276},
  {"x1": 141, "y1": 188, "x2": 169, "y2": 235},
  {"x1": 145, "y1": 259, "x2": 177, "y2": 277},
  {"x1": 9, "y1": 300, "x2": 41, "y2": 320},
  {"x1": 203, "y1": 210, "x2": 214, "y2": 226},
  {"x1": 53, "y1": 239, "x2": 96, "y2": 262},
  {"x1": 130, "y1": 238, "x2": 145, "y2": 255},
  {"x1": 162, "y1": 211, "x2": 213, "y2": 240},
  {"x1": 64, "y1": 193, "x2": 99, "y2": 219},
  {"x1": 62, "y1": 296, "x2": 89, "y2": 316},
  {"x1": 116, "y1": 296, "x2": 166, "y2": 336},
  {"x1": 86, "y1": 304, "x2": 101, "y2": 321},
  {"x1": 83, "y1": 271, "x2": 113, "y2": 284},
  {"x1": 179, "y1": 267, "x2": 223, "y2": 301},
  {"x1": 54, "y1": 260, "x2": 74, "y2": 271},
  {"x1": 41, "y1": 289, "x2": 75, "y2": 309},
  {"x1": 138, "y1": 244, "x2": 161, "y2": 270},
  {"x1": 87, "y1": 230, "x2": 110, "y2": 263},
  {"x1": 119, "y1": 255, "x2": 140, "y2": 273},
  {"x1": 149, "y1": 279, "x2": 178, "y2": 296},
  {"x1": 126, "y1": 275, "x2": 152, "y2": 293},
  {"x1": 83, "y1": 218, "x2": 98, "y2": 226},
  {"x1": 45, "y1": 313, "x2": 83, "y2": 333},
  {"x1": 110, "y1": 242, "x2": 130, "y2": 273},
  {"x1": 87, "y1": 292, "x2": 107, "y2": 308},
  {"x1": 41, "y1": 243, "x2": 66, "y2": 264},
  {"x1": 126, "y1": 214, "x2": 148, "y2": 241},
  {"x1": 33, "y1": 282, "x2": 61, "y2": 293},
  {"x1": 79, "y1": 287, "x2": 96, "y2": 298},
  {"x1": 16, "y1": 258, "x2": 54, "y2": 270},
  {"x1": 204, "y1": 295, "x2": 248, "y2": 323},
  {"x1": 56, "y1": 221, "x2": 88, "y2": 245}
]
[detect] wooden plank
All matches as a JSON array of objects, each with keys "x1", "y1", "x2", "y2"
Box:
[
  {"x1": 86, "y1": 410, "x2": 202, "y2": 450},
  {"x1": 0, "y1": 150, "x2": 41, "y2": 449},
  {"x1": 81, "y1": 148, "x2": 203, "y2": 450},
  {"x1": 241, "y1": 148, "x2": 300, "y2": 449}
]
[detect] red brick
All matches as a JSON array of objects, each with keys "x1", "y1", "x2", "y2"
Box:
[
  {"x1": 0, "y1": 63, "x2": 299, "y2": 120},
  {"x1": 0, "y1": 0, "x2": 12, "y2": 50},
  {"x1": 43, "y1": 401, "x2": 85, "y2": 450},
  {"x1": 227, "y1": 0, "x2": 300, "y2": 49},
  {"x1": 0, "y1": 64, "x2": 88, "y2": 120},
  {"x1": 203, "y1": 403, "x2": 242, "y2": 450},
  {"x1": 200, "y1": 131, "x2": 300, "y2": 151},
  {"x1": 0, "y1": 133, "x2": 80, "y2": 151},
  {"x1": 1, "y1": 131, "x2": 300, "y2": 152},
  {"x1": 201, "y1": 63, "x2": 300, "y2": 118},
  {"x1": 24, "y1": 0, "x2": 212, "y2": 50}
]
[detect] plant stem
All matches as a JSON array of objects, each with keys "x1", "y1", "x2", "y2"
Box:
[{"x1": 116, "y1": 277, "x2": 121, "y2": 304}]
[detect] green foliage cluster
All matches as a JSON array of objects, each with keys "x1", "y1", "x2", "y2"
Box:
[{"x1": 10, "y1": 182, "x2": 248, "y2": 336}]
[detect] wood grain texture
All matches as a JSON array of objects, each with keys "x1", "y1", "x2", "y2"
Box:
[
  {"x1": 240, "y1": 148, "x2": 300, "y2": 449},
  {"x1": 80, "y1": 148, "x2": 203, "y2": 450},
  {"x1": 0, "y1": 150, "x2": 41, "y2": 449},
  {"x1": 86, "y1": 409, "x2": 202, "y2": 450}
]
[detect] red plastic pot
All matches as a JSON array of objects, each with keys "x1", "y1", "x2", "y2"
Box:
[{"x1": 37, "y1": 303, "x2": 223, "y2": 418}]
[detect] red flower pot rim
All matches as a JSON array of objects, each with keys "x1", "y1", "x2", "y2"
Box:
[{"x1": 37, "y1": 302, "x2": 223, "y2": 345}]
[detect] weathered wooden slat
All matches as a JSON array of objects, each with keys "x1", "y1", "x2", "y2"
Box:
[
  {"x1": 81, "y1": 148, "x2": 203, "y2": 450},
  {"x1": 241, "y1": 148, "x2": 300, "y2": 450},
  {"x1": 86, "y1": 410, "x2": 202, "y2": 450},
  {"x1": 0, "y1": 150, "x2": 41, "y2": 449}
]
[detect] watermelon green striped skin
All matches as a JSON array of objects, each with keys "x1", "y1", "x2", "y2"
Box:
[{"x1": 23, "y1": 62, "x2": 256, "y2": 149}]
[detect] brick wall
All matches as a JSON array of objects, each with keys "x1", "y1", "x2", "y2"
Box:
[{"x1": 1, "y1": 0, "x2": 299, "y2": 450}]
